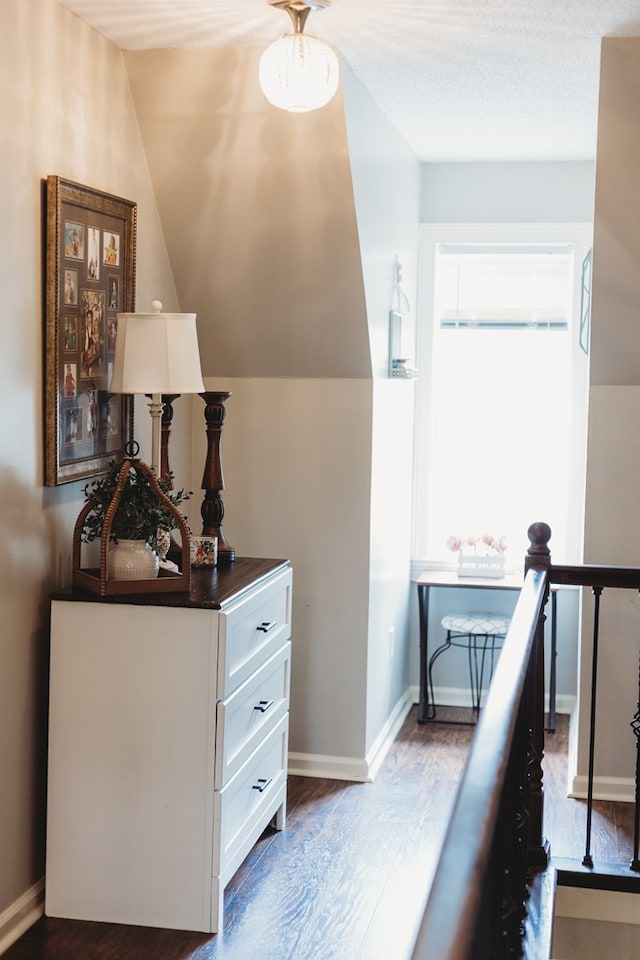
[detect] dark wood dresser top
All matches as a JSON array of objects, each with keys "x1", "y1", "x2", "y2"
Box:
[{"x1": 51, "y1": 557, "x2": 290, "y2": 610}]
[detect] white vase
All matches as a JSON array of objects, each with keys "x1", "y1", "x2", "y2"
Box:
[
  {"x1": 457, "y1": 553, "x2": 506, "y2": 579},
  {"x1": 107, "y1": 539, "x2": 159, "y2": 580}
]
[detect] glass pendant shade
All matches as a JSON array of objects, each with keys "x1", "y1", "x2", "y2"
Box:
[{"x1": 259, "y1": 32, "x2": 339, "y2": 113}]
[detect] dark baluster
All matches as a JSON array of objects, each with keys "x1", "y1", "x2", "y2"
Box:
[
  {"x1": 497, "y1": 771, "x2": 519, "y2": 958},
  {"x1": 525, "y1": 521, "x2": 552, "y2": 867},
  {"x1": 417, "y1": 583, "x2": 432, "y2": 722},
  {"x1": 515, "y1": 690, "x2": 533, "y2": 898},
  {"x1": 501, "y1": 699, "x2": 531, "y2": 958},
  {"x1": 630, "y1": 636, "x2": 640, "y2": 872},
  {"x1": 582, "y1": 585, "x2": 603, "y2": 868},
  {"x1": 199, "y1": 391, "x2": 235, "y2": 563}
]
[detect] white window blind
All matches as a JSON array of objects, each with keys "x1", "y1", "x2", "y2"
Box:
[
  {"x1": 413, "y1": 225, "x2": 591, "y2": 571},
  {"x1": 436, "y1": 244, "x2": 574, "y2": 329}
]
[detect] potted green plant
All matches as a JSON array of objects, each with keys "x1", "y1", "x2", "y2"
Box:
[{"x1": 81, "y1": 458, "x2": 191, "y2": 580}]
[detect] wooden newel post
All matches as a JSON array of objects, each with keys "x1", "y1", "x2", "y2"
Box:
[
  {"x1": 525, "y1": 521, "x2": 552, "y2": 576},
  {"x1": 525, "y1": 521, "x2": 552, "y2": 868},
  {"x1": 200, "y1": 391, "x2": 235, "y2": 563}
]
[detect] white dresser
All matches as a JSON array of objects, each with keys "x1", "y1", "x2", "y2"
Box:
[{"x1": 45, "y1": 558, "x2": 292, "y2": 933}]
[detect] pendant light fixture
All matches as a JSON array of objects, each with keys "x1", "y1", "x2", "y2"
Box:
[{"x1": 259, "y1": 0, "x2": 339, "y2": 113}]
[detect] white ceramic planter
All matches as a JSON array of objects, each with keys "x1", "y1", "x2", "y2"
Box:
[{"x1": 107, "y1": 540, "x2": 159, "y2": 580}]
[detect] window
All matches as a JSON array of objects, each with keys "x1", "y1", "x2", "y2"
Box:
[{"x1": 413, "y1": 223, "x2": 592, "y2": 571}]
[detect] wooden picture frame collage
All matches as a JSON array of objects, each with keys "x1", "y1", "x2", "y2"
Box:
[{"x1": 45, "y1": 176, "x2": 136, "y2": 486}]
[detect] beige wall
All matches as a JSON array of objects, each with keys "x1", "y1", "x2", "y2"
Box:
[
  {"x1": 0, "y1": 3, "x2": 421, "y2": 930},
  {"x1": 591, "y1": 40, "x2": 640, "y2": 388},
  {"x1": 124, "y1": 48, "x2": 421, "y2": 767},
  {"x1": 5, "y1": 0, "x2": 632, "y2": 936},
  {"x1": 123, "y1": 47, "x2": 377, "y2": 766},
  {"x1": 183, "y1": 71, "x2": 421, "y2": 766},
  {"x1": 192, "y1": 377, "x2": 373, "y2": 760},
  {"x1": 2, "y1": 0, "x2": 638, "y2": 946},
  {"x1": 0, "y1": 0, "x2": 182, "y2": 924},
  {"x1": 580, "y1": 37, "x2": 640, "y2": 787},
  {"x1": 123, "y1": 48, "x2": 371, "y2": 380}
]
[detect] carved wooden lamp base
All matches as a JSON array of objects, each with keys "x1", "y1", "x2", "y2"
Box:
[
  {"x1": 200, "y1": 391, "x2": 235, "y2": 563},
  {"x1": 160, "y1": 394, "x2": 184, "y2": 566}
]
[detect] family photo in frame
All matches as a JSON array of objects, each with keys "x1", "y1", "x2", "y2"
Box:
[{"x1": 45, "y1": 176, "x2": 137, "y2": 486}]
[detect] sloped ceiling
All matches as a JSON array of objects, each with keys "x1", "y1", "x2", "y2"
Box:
[
  {"x1": 58, "y1": 0, "x2": 640, "y2": 161},
  {"x1": 124, "y1": 47, "x2": 371, "y2": 378}
]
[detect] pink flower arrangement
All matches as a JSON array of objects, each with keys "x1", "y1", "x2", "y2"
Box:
[{"x1": 447, "y1": 533, "x2": 507, "y2": 556}]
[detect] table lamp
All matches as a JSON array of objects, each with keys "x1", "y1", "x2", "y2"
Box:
[{"x1": 110, "y1": 300, "x2": 204, "y2": 475}]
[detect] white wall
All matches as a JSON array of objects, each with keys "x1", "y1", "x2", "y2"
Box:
[
  {"x1": 341, "y1": 62, "x2": 421, "y2": 753},
  {"x1": 579, "y1": 38, "x2": 640, "y2": 791},
  {"x1": 421, "y1": 161, "x2": 595, "y2": 223},
  {"x1": 0, "y1": 0, "x2": 184, "y2": 929},
  {"x1": 413, "y1": 162, "x2": 596, "y2": 705}
]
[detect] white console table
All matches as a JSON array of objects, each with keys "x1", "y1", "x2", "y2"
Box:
[{"x1": 45, "y1": 557, "x2": 292, "y2": 934}]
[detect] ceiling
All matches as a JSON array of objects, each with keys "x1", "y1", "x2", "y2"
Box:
[{"x1": 57, "y1": 0, "x2": 640, "y2": 162}]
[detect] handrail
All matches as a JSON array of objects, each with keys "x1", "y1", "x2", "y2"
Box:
[
  {"x1": 411, "y1": 568, "x2": 548, "y2": 960},
  {"x1": 550, "y1": 563, "x2": 640, "y2": 590},
  {"x1": 412, "y1": 520, "x2": 640, "y2": 959}
]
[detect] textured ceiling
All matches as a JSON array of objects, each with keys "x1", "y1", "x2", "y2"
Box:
[{"x1": 57, "y1": 0, "x2": 640, "y2": 161}]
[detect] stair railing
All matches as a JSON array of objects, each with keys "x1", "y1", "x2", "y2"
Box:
[{"x1": 411, "y1": 520, "x2": 640, "y2": 959}]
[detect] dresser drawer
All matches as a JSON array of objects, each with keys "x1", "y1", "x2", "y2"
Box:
[
  {"x1": 215, "y1": 641, "x2": 290, "y2": 788},
  {"x1": 218, "y1": 567, "x2": 292, "y2": 698},
  {"x1": 213, "y1": 713, "x2": 288, "y2": 879}
]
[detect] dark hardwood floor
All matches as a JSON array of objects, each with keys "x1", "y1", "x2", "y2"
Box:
[{"x1": 5, "y1": 707, "x2": 634, "y2": 960}]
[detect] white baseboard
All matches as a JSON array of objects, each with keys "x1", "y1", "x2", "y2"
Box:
[
  {"x1": 569, "y1": 774, "x2": 636, "y2": 803},
  {"x1": 287, "y1": 751, "x2": 371, "y2": 782},
  {"x1": 365, "y1": 690, "x2": 414, "y2": 781},
  {"x1": 288, "y1": 690, "x2": 413, "y2": 783},
  {"x1": 0, "y1": 878, "x2": 44, "y2": 956},
  {"x1": 287, "y1": 683, "x2": 575, "y2": 783},
  {"x1": 417, "y1": 685, "x2": 575, "y2": 717},
  {"x1": 555, "y1": 886, "x2": 640, "y2": 925},
  {"x1": 548, "y1": 693, "x2": 576, "y2": 717}
]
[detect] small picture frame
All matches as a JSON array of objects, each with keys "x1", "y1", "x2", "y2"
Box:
[
  {"x1": 103, "y1": 230, "x2": 120, "y2": 266},
  {"x1": 64, "y1": 221, "x2": 85, "y2": 260},
  {"x1": 45, "y1": 176, "x2": 136, "y2": 486},
  {"x1": 63, "y1": 269, "x2": 78, "y2": 305}
]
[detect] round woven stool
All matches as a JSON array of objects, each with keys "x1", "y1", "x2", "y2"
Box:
[{"x1": 428, "y1": 612, "x2": 511, "y2": 716}]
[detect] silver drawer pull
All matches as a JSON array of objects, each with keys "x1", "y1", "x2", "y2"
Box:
[
  {"x1": 252, "y1": 777, "x2": 273, "y2": 793},
  {"x1": 256, "y1": 621, "x2": 276, "y2": 633},
  {"x1": 254, "y1": 699, "x2": 274, "y2": 713}
]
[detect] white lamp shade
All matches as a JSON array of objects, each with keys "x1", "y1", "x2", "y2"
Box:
[
  {"x1": 259, "y1": 33, "x2": 339, "y2": 113},
  {"x1": 111, "y1": 310, "x2": 204, "y2": 395}
]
